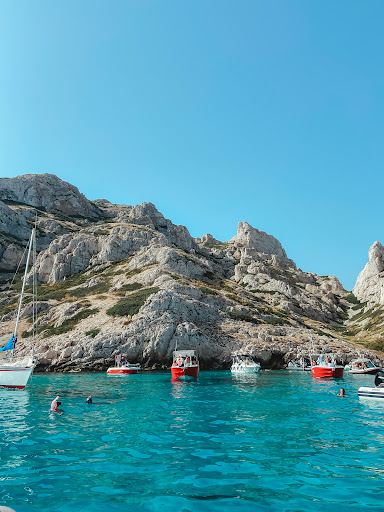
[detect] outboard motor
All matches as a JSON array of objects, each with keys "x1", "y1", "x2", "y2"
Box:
[{"x1": 374, "y1": 370, "x2": 384, "y2": 387}]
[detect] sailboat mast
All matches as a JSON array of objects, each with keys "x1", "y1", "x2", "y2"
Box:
[{"x1": 13, "y1": 229, "x2": 35, "y2": 351}]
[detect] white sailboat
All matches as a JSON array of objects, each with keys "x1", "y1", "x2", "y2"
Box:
[{"x1": 0, "y1": 228, "x2": 37, "y2": 389}]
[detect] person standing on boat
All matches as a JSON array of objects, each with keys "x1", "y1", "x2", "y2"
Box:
[{"x1": 115, "y1": 354, "x2": 122, "y2": 367}]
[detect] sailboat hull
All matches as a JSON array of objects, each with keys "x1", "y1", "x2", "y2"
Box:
[{"x1": 0, "y1": 367, "x2": 34, "y2": 389}]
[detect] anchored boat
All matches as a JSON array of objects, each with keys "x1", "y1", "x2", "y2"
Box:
[
  {"x1": 107, "y1": 362, "x2": 140, "y2": 375},
  {"x1": 171, "y1": 349, "x2": 199, "y2": 380},
  {"x1": 358, "y1": 370, "x2": 384, "y2": 398},
  {"x1": 311, "y1": 354, "x2": 344, "y2": 379},
  {"x1": 348, "y1": 358, "x2": 381, "y2": 375},
  {"x1": 287, "y1": 357, "x2": 311, "y2": 371},
  {"x1": 0, "y1": 228, "x2": 38, "y2": 389},
  {"x1": 231, "y1": 354, "x2": 261, "y2": 373}
]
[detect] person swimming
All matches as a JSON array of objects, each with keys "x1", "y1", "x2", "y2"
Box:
[
  {"x1": 337, "y1": 388, "x2": 346, "y2": 396},
  {"x1": 50, "y1": 395, "x2": 63, "y2": 414},
  {"x1": 86, "y1": 396, "x2": 93, "y2": 404}
]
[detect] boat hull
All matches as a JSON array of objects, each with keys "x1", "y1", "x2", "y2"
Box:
[
  {"x1": 358, "y1": 386, "x2": 384, "y2": 398},
  {"x1": 231, "y1": 365, "x2": 260, "y2": 374},
  {"x1": 171, "y1": 365, "x2": 199, "y2": 380},
  {"x1": 311, "y1": 366, "x2": 344, "y2": 378},
  {"x1": 107, "y1": 367, "x2": 140, "y2": 375},
  {"x1": 0, "y1": 366, "x2": 34, "y2": 389},
  {"x1": 349, "y1": 368, "x2": 381, "y2": 375}
]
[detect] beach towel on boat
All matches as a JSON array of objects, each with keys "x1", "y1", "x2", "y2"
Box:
[{"x1": 0, "y1": 334, "x2": 17, "y2": 351}]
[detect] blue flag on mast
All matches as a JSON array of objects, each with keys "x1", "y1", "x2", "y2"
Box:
[{"x1": 0, "y1": 334, "x2": 17, "y2": 352}]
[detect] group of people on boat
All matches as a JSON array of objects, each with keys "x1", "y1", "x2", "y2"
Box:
[
  {"x1": 114, "y1": 354, "x2": 130, "y2": 367},
  {"x1": 174, "y1": 354, "x2": 197, "y2": 367},
  {"x1": 312, "y1": 356, "x2": 336, "y2": 367}
]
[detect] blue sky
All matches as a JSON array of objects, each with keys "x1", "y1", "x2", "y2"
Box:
[{"x1": 1, "y1": 0, "x2": 383, "y2": 290}]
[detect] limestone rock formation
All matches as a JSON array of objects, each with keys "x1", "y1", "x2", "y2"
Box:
[
  {"x1": 0, "y1": 173, "x2": 103, "y2": 218},
  {"x1": 231, "y1": 222, "x2": 293, "y2": 264},
  {"x1": 353, "y1": 242, "x2": 384, "y2": 305},
  {"x1": 0, "y1": 172, "x2": 381, "y2": 371}
]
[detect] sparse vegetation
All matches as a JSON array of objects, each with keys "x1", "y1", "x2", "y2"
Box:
[
  {"x1": 107, "y1": 287, "x2": 160, "y2": 317},
  {"x1": 85, "y1": 328, "x2": 100, "y2": 337},
  {"x1": 366, "y1": 339, "x2": 384, "y2": 352},
  {"x1": 199, "y1": 286, "x2": 218, "y2": 296},
  {"x1": 69, "y1": 279, "x2": 111, "y2": 298},
  {"x1": 227, "y1": 311, "x2": 260, "y2": 324},
  {"x1": 250, "y1": 289, "x2": 277, "y2": 295},
  {"x1": 263, "y1": 317, "x2": 290, "y2": 326},
  {"x1": 22, "y1": 308, "x2": 99, "y2": 338},
  {"x1": 345, "y1": 293, "x2": 360, "y2": 305},
  {"x1": 311, "y1": 327, "x2": 334, "y2": 338},
  {"x1": 119, "y1": 282, "x2": 143, "y2": 292}
]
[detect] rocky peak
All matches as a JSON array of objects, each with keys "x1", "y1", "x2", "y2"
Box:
[
  {"x1": 353, "y1": 241, "x2": 384, "y2": 305},
  {"x1": 230, "y1": 222, "x2": 292, "y2": 263},
  {"x1": 127, "y1": 202, "x2": 168, "y2": 229},
  {"x1": 195, "y1": 233, "x2": 222, "y2": 247},
  {"x1": 0, "y1": 173, "x2": 104, "y2": 218}
]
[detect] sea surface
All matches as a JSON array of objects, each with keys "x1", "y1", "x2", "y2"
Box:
[{"x1": 1, "y1": 370, "x2": 384, "y2": 511}]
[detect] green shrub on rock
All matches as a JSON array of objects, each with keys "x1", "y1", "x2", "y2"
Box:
[
  {"x1": 85, "y1": 328, "x2": 101, "y2": 337},
  {"x1": 107, "y1": 287, "x2": 160, "y2": 317}
]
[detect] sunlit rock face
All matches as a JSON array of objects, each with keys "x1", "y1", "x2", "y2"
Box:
[
  {"x1": 0, "y1": 173, "x2": 103, "y2": 218},
  {"x1": 2, "y1": 172, "x2": 377, "y2": 372},
  {"x1": 353, "y1": 241, "x2": 384, "y2": 305}
]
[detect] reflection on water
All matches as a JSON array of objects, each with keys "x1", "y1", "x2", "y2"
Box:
[{"x1": 0, "y1": 389, "x2": 30, "y2": 435}]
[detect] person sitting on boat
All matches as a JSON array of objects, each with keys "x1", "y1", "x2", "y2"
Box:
[
  {"x1": 185, "y1": 356, "x2": 191, "y2": 365},
  {"x1": 245, "y1": 358, "x2": 250, "y2": 365}
]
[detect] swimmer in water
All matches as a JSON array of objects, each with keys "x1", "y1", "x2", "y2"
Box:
[
  {"x1": 51, "y1": 395, "x2": 64, "y2": 414},
  {"x1": 86, "y1": 396, "x2": 93, "y2": 404},
  {"x1": 337, "y1": 388, "x2": 346, "y2": 397}
]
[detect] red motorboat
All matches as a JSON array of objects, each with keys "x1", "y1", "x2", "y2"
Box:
[
  {"x1": 311, "y1": 354, "x2": 344, "y2": 379},
  {"x1": 107, "y1": 363, "x2": 140, "y2": 375},
  {"x1": 171, "y1": 349, "x2": 199, "y2": 380}
]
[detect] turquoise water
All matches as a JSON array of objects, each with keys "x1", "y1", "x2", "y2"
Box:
[{"x1": 1, "y1": 371, "x2": 384, "y2": 511}]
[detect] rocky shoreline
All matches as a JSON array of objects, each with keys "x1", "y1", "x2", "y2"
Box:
[{"x1": 1, "y1": 173, "x2": 384, "y2": 371}]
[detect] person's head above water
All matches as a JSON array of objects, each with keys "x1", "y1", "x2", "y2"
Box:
[
  {"x1": 51, "y1": 395, "x2": 61, "y2": 410},
  {"x1": 86, "y1": 396, "x2": 92, "y2": 403}
]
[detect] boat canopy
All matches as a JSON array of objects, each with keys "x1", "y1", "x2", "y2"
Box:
[
  {"x1": 352, "y1": 358, "x2": 372, "y2": 363},
  {"x1": 0, "y1": 334, "x2": 17, "y2": 352},
  {"x1": 173, "y1": 350, "x2": 197, "y2": 357}
]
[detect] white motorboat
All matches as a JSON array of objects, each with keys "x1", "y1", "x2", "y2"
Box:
[
  {"x1": 231, "y1": 354, "x2": 261, "y2": 373},
  {"x1": 358, "y1": 370, "x2": 384, "y2": 399},
  {"x1": 348, "y1": 358, "x2": 381, "y2": 375},
  {"x1": 287, "y1": 357, "x2": 311, "y2": 371},
  {"x1": 0, "y1": 228, "x2": 37, "y2": 389}
]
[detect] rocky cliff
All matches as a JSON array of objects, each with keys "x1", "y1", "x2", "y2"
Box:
[{"x1": 0, "y1": 173, "x2": 382, "y2": 371}]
